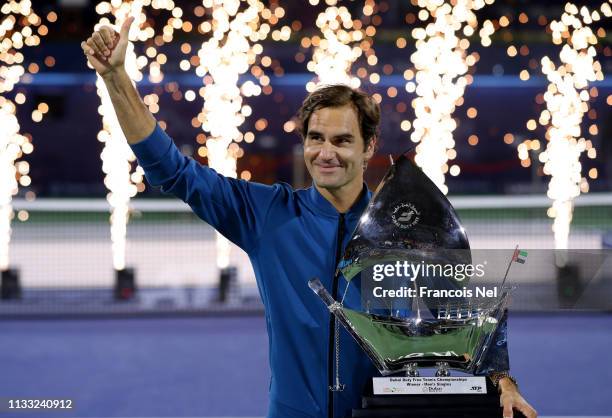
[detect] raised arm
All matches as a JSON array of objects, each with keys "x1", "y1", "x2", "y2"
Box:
[
  {"x1": 80, "y1": 17, "x2": 284, "y2": 252},
  {"x1": 81, "y1": 16, "x2": 155, "y2": 144}
]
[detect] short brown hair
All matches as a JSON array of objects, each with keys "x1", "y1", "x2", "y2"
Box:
[{"x1": 296, "y1": 84, "x2": 380, "y2": 150}]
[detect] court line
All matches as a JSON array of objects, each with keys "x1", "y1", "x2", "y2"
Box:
[{"x1": 11, "y1": 193, "x2": 612, "y2": 212}]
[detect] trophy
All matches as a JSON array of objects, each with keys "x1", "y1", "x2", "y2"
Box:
[{"x1": 309, "y1": 155, "x2": 515, "y2": 417}]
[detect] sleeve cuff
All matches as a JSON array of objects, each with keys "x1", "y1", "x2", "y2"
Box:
[{"x1": 129, "y1": 123, "x2": 173, "y2": 166}]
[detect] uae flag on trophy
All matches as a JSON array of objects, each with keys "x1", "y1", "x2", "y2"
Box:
[{"x1": 512, "y1": 248, "x2": 528, "y2": 264}]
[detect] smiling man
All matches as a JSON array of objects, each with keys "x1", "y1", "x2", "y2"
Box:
[
  {"x1": 82, "y1": 18, "x2": 536, "y2": 418},
  {"x1": 300, "y1": 90, "x2": 377, "y2": 212}
]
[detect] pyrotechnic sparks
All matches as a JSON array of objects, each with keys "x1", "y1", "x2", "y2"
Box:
[
  {"x1": 521, "y1": 2, "x2": 607, "y2": 249},
  {"x1": 93, "y1": 0, "x2": 182, "y2": 270},
  {"x1": 305, "y1": 3, "x2": 364, "y2": 91},
  {"x1": 0, "y1": 1, "x2": 46, "y2": 270},
  {"x1": 193, "y1": 0, "x2": 288, "y2": 268},
  {"x1": 408, "y1": 0, "x2": 495, "y2": 194}
]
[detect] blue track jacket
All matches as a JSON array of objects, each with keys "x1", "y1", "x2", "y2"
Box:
[{"x1": 130, "y1": 124, "x2": 509, "y2": 418}]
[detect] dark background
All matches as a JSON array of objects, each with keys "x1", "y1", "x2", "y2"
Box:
[{"x1": 11, "y1": 0, "x2": 612, "y2": 196}]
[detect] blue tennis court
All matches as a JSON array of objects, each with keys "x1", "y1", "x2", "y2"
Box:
[{"x1": 1, "y1": 312, "x2": 610, "y2": 417}]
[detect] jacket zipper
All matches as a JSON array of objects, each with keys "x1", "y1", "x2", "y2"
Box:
[{"x1": 327, "y1": 213, "x2": 345, "y2": 418}]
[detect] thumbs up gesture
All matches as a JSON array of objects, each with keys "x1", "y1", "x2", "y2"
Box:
[{"x1": 81, "y1": 16, "x2": 135, "y2": 77}]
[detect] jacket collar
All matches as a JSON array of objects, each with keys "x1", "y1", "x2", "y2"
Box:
[{"x1": 307, "y1": 183, "x2": 371, "y2": 220}]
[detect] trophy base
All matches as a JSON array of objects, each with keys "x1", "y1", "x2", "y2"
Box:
[
  {"x1": 373, "y1": 376, "x2": 487, "y2": 395},
  {"x1": 352, "y1": 378, "x2": 525, "y2": 418}
]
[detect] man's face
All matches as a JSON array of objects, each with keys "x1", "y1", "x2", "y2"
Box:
[{"x1": 304, "y1": 105, "x2": 375, "y2": 192}]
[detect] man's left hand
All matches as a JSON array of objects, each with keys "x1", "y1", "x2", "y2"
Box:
[{"x1": 499, "y1": 377, "x2": 537, "y2": 418}]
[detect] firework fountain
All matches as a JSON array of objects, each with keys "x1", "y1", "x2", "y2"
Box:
[
  {"x1": 305, "y1": 2, "x2": 365, "y2": 91},
  {"x1": 92, "y1": 0, "x2": 183, "y2": 272},
  {"x1": 409, "y1": 0, "x2": 495, "y2": 194},
  {"x1": 0, "y1": 1, "x2": 46, "y2": 274},
  {"x1": 521, "y1": 2, "x2": 607, "y2": 249},
  {"x1": 193, "y1": 0, "x2": 289, "y2": 270}
]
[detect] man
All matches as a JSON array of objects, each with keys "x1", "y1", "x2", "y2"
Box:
[{"x1": 82, "y1": 17, "x2": 537, "y2": 418}]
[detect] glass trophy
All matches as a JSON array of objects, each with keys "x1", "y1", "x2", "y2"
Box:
[{"x1": 309, "y1": 155, "x2": 514, "y2": 414}]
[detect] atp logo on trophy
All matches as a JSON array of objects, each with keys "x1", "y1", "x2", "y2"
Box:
[{"x1": 391, "y1": 202, "x2": 421, "y2": 229}]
